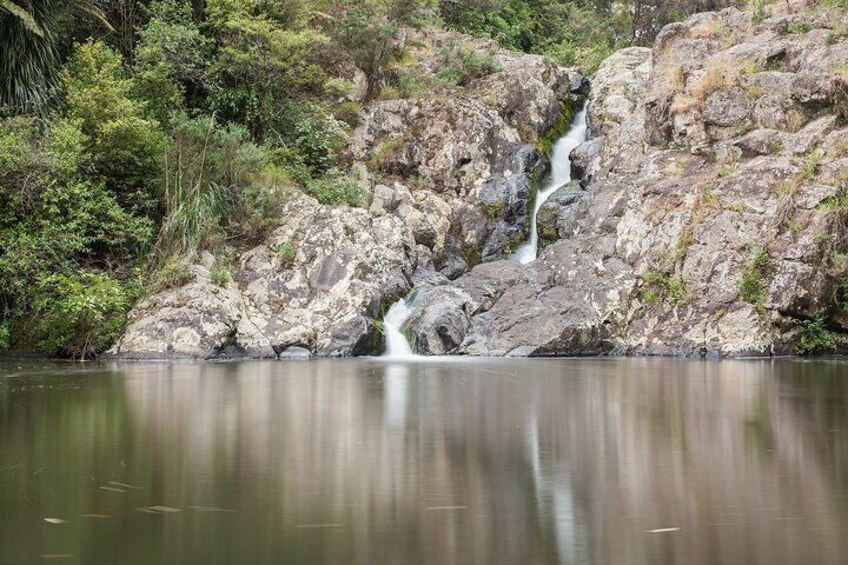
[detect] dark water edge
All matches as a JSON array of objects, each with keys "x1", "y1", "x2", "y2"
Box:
[{"x1": 1, "y1": 358, "x2": 848, "y2": 565}]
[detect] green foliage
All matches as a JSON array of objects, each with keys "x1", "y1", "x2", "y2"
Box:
[
  {"x1": 147, "y1": 259, "x2": 195, "y2": 295},
  {"x1": 333, "y1": 100, "x2": 363, "y2": 127},
  {"x1": 274, "y1": 241, "x2": 296, "y2": 265},
  {"x1": 369, "y1": 138, "x2": 406, "y2": 172},
  {"x1": 276, "y1": 102, "x2": 348, "y2": 177},
  {"x1": 152, "y1": 114, "x2": 294, "y2": 263},
  {"x1": 32, "y1": 272, "x2": 134, "y2": 359},
  {"x1": 305, "y1": 168, "x2": 366, "y2": 207},
  {"x1": 795, "y1": 317, "x2": 837, "y2": 356},
  {"x1": 0, "y1": 117, "x2": 153, "y2": 354},
  {"x1": 0, "y1": 1, "x2": 59, "y2": 114},
  {"x1": 210, "y1": 262, "x2": 233, "y2": 286},
  {"x1": 206, "y1": 0, "x2": 327, "y2": 135},
  {"x1": 64, "y1": 40, "x2": 166, "y2": 217},
  {"x1": 801, "y1": 150, "x2": 822, "y2": 180},
  {"x1": 641, "y1": 270, "x2": 685, "y2": 305},
  {"x1": 738, "y1": 250, "x2": 776, "y2": 309},
  {"x1": 330, "y1": 3, "x2": 398, "y2": 101},
  {"x1": 436, "y1": 42, "x2": 502, "y2": 87},
  {"x1": 134, "y1": 0, "x2": 214, "y2": 122},
  {"x1": 752, "y1": 0, "x2": 771, "y2": 25}
]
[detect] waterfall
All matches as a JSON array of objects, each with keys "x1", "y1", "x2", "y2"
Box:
[
  {"x1": 513, "y1": 102, "x2": 589, "y2": 265},
  {"x1": 383, "y1": 298, "x2": 416, "y2": 359}
]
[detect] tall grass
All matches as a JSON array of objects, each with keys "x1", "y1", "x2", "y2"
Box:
[{"x1": 151, "y1": 115, "x2": 232, "y2": 267}]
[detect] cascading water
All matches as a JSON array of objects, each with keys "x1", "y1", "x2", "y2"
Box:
[
  {"x1": 513, "y1": 103, "x2": 589, "y2": 264},
  {"x1": 383, "y1": 297, "x2": 416, "y2": 359}
]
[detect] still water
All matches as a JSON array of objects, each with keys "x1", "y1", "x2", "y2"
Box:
[{"x1": 1, "y1": 358, "x2": 848, "y2": 564}]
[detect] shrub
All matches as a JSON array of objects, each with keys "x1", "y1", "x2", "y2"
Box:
[
  {"x1": 369, "y1": 138, "x2": 406, "y2": 172},
  {"x1": 152, "y1": 114, "x2": 295, "y2": 263},
  {"x1": 273, "y1": 242, "x2": 297, "y2": 266},
  {"x1": 333, "y1": 101, "x2": 363, "y2": 128},
  {"x1": 133, "y1": 0, "x2": 214, "y2": 121},
  {"x1": 324, "y1": 77, "x2": 356, "y2": 99},
  {"x1": 31, "y1": 272, "x2": 134, "y2": 359},
  {"x1": 305, "y1": 168, "x2": 367, "y2": 207},
  {"x1": 795, "y1": 317, "x2": 837, "y2": 356},
  {"x1": 147, "y1": 260, "x2": 195, "y2": 294},
  {"x1": 436, "y1": 42, "x2": 502, "y2": 87},
  {"x1": 64, "y1": 40, "x2": 166, "y2": 217},
  {"x1": 274, "y1": 102, "x2": 348, "y2": 178},
  {"x1": 738, "y1": 250, "x2": 776, "y2": 309},
  {"x1": 210, "y1": 262, "x2": 232, "y2": 286}
]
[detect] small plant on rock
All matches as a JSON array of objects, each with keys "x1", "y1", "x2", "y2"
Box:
[
  {"x1": 641, "y1": 270, "x2": 685, "y2": 305},
  {"x1": 795, "y1": 317, "x2": 836, "y2": 356},
  {"x1": 738, "y1": 250, "x2": 776, "y2": 310}
]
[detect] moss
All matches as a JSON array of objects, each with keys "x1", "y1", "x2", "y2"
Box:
[
  {"x1": 486, "y1": 201, "x2": 505, "y2": 220},
  {"x1": 537, "y1": 101, "x2": 575, "y2": 159}
]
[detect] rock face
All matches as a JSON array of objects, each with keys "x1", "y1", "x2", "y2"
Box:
[
  {"x1": 112, "y1": 30, "x2": 578, "y2": 360},
  {"x1": 114, "y1": 3, "x2": 848, "y2": 359},
  {"x1": 405, "y1": 2, "x2": 848, "y2": 357},
  {"x1": 352, "y1": 28, "x2": 579, "y2": 273},
  {"x1": 112, "y1": 196, "x2": 416, "y2": 359}
]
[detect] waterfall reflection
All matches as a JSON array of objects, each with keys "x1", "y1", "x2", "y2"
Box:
[{"x1": 1, "y1": 359, "x2": 847, "y2": 564}]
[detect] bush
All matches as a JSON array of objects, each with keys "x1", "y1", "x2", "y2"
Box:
[
  {"x1": 152, "y1": 114, "x2": 295, "y2": 263},
  {"x1": 147, "y1": 260, "x2": 195, "y2": 295},
  {"x1": 795, "y1": 317, "x2": 837, "y2": 356},
  {"x1": 32, "y1": 272, "x2": 135, "y2": 359},
  {"x1": 0, "y1": 115, "x2": 154, "y2": 355},
  {"x1": 305, "y1": 168, "x2": 367, "y2": 207},
  {"x1": 64, "y1": 40, "x2": 166, "y2": 217},
  {"x1": 333, "y1": 101, "x2": 363, "y2": 128},
  {"x1": 436, "y1": 42, "x2": 502, "y2": 87},
  {"x1": 134, "y1": 0, "x2": 214, "y2": 121}
]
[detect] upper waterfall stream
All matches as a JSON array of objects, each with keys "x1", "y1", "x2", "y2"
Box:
[{"x1": 513, "y1": 103, "x2": 589, "y2": 264}]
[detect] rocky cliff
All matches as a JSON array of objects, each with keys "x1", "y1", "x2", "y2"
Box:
[{"x1": 113, "y1": 2, "x2": 848, "y2": 359}]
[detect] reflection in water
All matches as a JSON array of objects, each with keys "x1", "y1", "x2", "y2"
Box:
[{"x1": 1, "y1": 359, "x2": 848, "y2": 564}]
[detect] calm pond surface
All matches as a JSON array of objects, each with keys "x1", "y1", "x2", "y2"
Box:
[{"x1": 1, "y1": 358, "x2": 848, "y2": 564}]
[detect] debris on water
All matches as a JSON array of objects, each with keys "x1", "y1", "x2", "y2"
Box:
[
  {"x1": 647, "y1": 528, "x2": 680, "y2": 533},
  {"x1": 99, "y1": 486, "x2": 125, "y2": 493},
  {"x1": 108, "y1": 481, "x2": 141, "y2": 490},
  {"x1": 425, "y1": 506, "x2": 467, "y2": 511},
  {"x1": 138, "y1": 506, "x2": 182, "y2": 514},
  {"x1": 188, "y1": 506, "x2": 237, "y2": 513},
  {"x1": 43, "y1": 518, "x2": 66, "y2": 525}
]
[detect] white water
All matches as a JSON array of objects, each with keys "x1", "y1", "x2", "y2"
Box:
[
  {"x1": 383, "y1": 298, "x2": 416, "y2": 359},
  {"x1": 513, "y1": 103, "x2": 589, "y2": 264}
]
